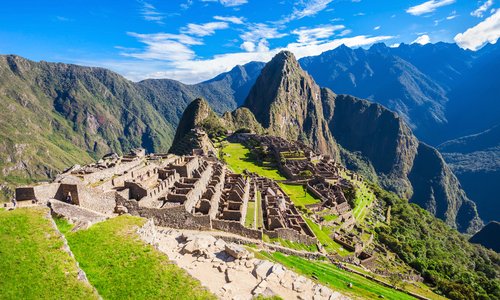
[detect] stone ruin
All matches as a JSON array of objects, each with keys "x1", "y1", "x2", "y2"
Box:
[{"x1": 253, "y1": 176, "x2": 317, "y2": 245}]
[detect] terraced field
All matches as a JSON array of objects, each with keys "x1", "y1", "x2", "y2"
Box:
[{"x1": 0, "y1": 208, "x2": 98, "y2": 299}]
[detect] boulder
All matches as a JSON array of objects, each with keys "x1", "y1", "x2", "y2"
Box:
[
  {"x1": 181, "y1": 234, "x2": 216, "y2": 254},
  {"x1": 115, "y1": 205, "x2": 128, "y2": 215},
  {"x1": 252, "y1": 260, "x2": 274, "y2": 280},
  {"x1": 225, "y1": 243, "x2": 248, "y2": 259}
]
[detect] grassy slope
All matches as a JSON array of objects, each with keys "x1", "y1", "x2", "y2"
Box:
[
  {"x1": 60, "y1": 216, "x2": 215, "y2": 300},
  {"x1": 259, "y1": 251, "x2": 416, "y2": 300},
  {"x1": 0, "y1": 208, "x2": 97, "y2": 299}
]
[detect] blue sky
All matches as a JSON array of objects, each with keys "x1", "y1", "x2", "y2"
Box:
[{"x1": 1, "y1": 0, "x2": 499, "y2": 83}]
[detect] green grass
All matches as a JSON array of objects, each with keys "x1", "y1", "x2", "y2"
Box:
[
  {"x1": 278, "y1": 183, "x2": 321, "y2": 207},
  {"x1": 260, "y1": 251, "x2": 416, "y2": 300},
  {"x1": 245, "y1": 201, "x2": 256, "y2": 228},
  {"x1": 62, "y1": 215, "x2": 215, "y2": 300},
  {"x1": 223, "y1": 142, "x2": 286, "y2": 180},
  {"x1": 256, "y1": 191, "x2": 263, "y2": 229},
  {"x1": 0, "y1": 208, "x2": 98, "y2": 299},
  {"x1": 303, "y1": 216, "x2": 352, "y2": 256},
  {"x1": 351, "y1": 181, "x2": 376, "y2": 222},
  {"x1": 263, "y1": 234, "x2": 318, "y2": 252}
]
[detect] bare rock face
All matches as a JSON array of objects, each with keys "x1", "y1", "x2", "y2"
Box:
[{"x1": 224, "y1": 243, "x2": 248, "y2": 259}]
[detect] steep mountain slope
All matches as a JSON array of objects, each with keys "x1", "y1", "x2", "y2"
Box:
[
  {"x1": 470, "y1": 221, "x2": 500, "y2": 252},
  {"x1": 324, "y1": 94, "x2": 481, "y2": 232},
  {"x1": 243, "y1": 51, "x2": 338, "y2": 157},
  {"x1": 0, "y1": 55, "x2": 174, "y2": 200},
  {"x1": 299, "y1": 42, "x2": 500, "y2": 145},
  {"x1": 439, "y1": 125, "x2": 500, "y2": 222},
  {"x1": 0, "y1": 56, "x2": 263, "y2": 201},
  {"x1": 243, "y1": 51, "x2": 481, "y2": 232}
]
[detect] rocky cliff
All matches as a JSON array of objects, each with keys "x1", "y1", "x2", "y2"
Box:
[{"x1": 244, "y1": 51, "x2": 338, "y2": 158}]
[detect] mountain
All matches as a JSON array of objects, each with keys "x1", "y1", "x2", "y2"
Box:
[
  {"x1": 137, "y1": 61, "x2": 264, "y2": 126},
  {"x1": 299, "y1": 42, "x2": 500, "y2": 145},
  {"x1": 470, "y1": 221, "x2": 500, "y2": 252},
  {"x1": 243, "y1": 51, "x2": 338, "y2": 157},
  {"x1": 0, "y1": 55, "x2": 175, "y2": 201},
  {"x1": 323, "y1": 94, "x2": 481, "y2": 233},
  {"x1": 192, "y1": 50, "x2": 480, "y2": 233},
  {"x1": 439, "y1": 125, "x2": 500, "y2": 223},
  {"x1": 0, "y1": 55, "x2": 263, "y2": 201}
]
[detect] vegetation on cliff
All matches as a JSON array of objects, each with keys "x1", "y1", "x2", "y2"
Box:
[{"x1": 373, "y1": 184, "x2": 500, "y2": 300}]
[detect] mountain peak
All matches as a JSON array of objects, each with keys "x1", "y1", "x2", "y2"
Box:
[{"x1": 243, "y1": 51, "x2": 338, "y2": 157}]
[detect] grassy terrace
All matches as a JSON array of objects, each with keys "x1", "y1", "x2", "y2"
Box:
[
  {"x1": 60, "y1": 216, "x2": 215, "y2": 300},
  {"x1": 258, "y1": 252, "x2": 416, "y2": 300},
  {"x1": 278, "y1": 183, "x2": 321, "y2": 207},
  {"x1": 222, "y1": 142, "x2": 286, "y2": 180},
  {"x1": 303, "y1": 216, "x2": 352, "y2": 256},
  {"x1": 245, "y1": 201, "x2": 256, "y2": 228},
  {"x1": 263, "y1": 234, "x2": 319, "y2": 252},
  {"x1": 0, "y1": 208, "x2": 98, "y2": 299}
]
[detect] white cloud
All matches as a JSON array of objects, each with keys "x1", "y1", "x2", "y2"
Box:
[
  {"x1": 471, "y1": 0, "x2": 494, "y2": 18},
  {"x1": 447, "y1": 10, "x2": 458, "y2": 19},
  {"x1": 292, "y1": 25, "x2": 345, "y2": 43},
  {"x1": 202, "y1": 0, "x2": 248, "y2": 7},
  {"x1": 277, "y1": 0, "x2": 334, "y2": 23},
  {"x1": 338, "y1": 29, "x2": 352, "y2": 37},
  {"x1": 374, "y1": 26, "x2": 381, "y2": 30},
  {"x1": 121, "y1": 32, "x2": 201, "y2": 61},
  {"x1": 406, "y1": 0, "x2": 455, "y2": 16},
  {"x1": 455, "y1": 9, "x2": 500, "y2": 50},
  {"x1": 412, "y1": 34, "x2": 431, "y2": 45},
  {"x1": 140, "y1": 2, "x2": 165, "y2": 24},
  {"x1": 213, "y1": 15, "x2": 245, "y2": 24},
  {"x1": 286, "y1": 35, "x2": 394, "y2": 58},
  {"x1": 240, "y1": 41, "x2": 256, "y2": 52},
  {"x1": 390, "y1": 43, "x2": 401, "y2": 48},
  {"x1": 118, "y1": 32, "x2": 393, "y2": 83},
  {"x1": 182, "y1": 22, "x2": 229, "y2": 36},
  {"x1": 292, "y1": 0, "x2": 334, "y2": 19},
  {"x1": 239, "y1": 23, "x2": 287, "y2": 52}
]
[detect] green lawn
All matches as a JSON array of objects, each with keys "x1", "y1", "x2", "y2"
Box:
[
  {"x1": 303, "y1": 216, "x2": 352, "y2": 256},
  {"x1": 61, "y1": 215, "x2": 215, "y2": 300},
  {"x1": 223, "y1": 142, "x2": 286, "y2": 180},
  {"x1": 278, "y1": 183, "x2": 321, "y2": 207},
  {"x1": 263, "y1": 234, "x2": 318, "y2": 252},
  {"x1": 245, "y1": 201, "x2": 256, "y2": 228},
  {"x1": 0, "y1": 208, "x2": 98, "y2": 299},
  {"x1": 256, "y1": 191, "x2": 263, "y2": 229},
  {"x1": 352, "y1": 181, "x2": 376, "y2": 222},
  {"x1": 260, "y1": 252, "x2": 416, "y2": 300}
]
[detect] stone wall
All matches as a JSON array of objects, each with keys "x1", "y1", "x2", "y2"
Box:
[
  {"x1": 212, "y1": 219, "x2": 263, "y2": 240},
  {"x1": 15, "y1": 183, "x2": 60, "y2": 203},
  {"x1": 264, "y1": 228, "x2": 317, "y2": 245},
  {"x1": 80, "y1": 159, "x2": 144, "y2": 184},
  {"x1": 77, "y1": 185, "x2": 116, "y2": 215},
  {"x1": 118, "y1": 194, "x2": 212, "y2": 230}
]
